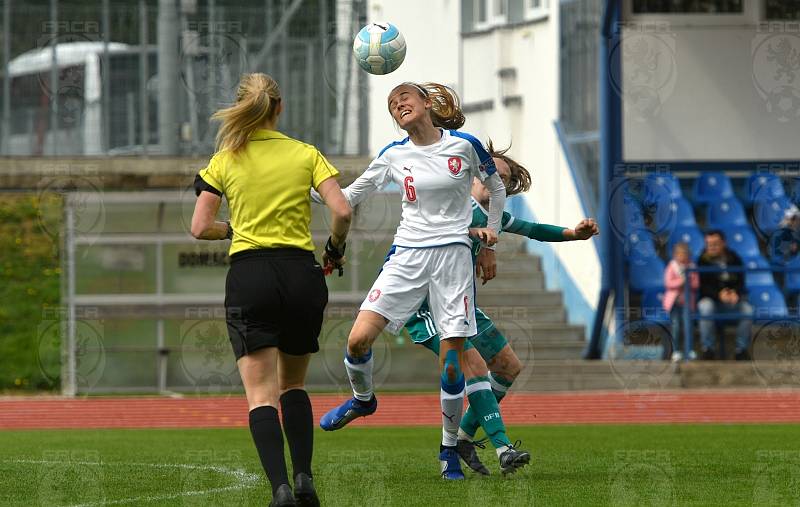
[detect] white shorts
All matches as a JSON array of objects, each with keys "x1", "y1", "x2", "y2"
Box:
[{"x1": 360, "y1": 243, "x2": 477, "y2": 339}]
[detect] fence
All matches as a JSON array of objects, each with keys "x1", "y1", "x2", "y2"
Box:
[
  {"x1": 0, "y1": 0, "x2": 368, "y2": 157},
  {"x1": 58, "y1": 189, "x2": 444, "y2": 395}
]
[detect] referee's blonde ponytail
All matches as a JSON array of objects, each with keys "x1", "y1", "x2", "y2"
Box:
[{"x1": 212, "y1": 73, "x2": 281, "y2": 153}]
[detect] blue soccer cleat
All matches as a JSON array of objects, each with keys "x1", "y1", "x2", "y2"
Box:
[
  {"x1": 439, "y1": 448, "x2": 465, "y2": 480},
  {"x1": 319, "y1": 396, "x2": 377, "y2": 431}
]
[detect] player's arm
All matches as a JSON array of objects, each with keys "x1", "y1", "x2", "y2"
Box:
[
  {"x1": 502, "y1": 213, "x2": 599, "y2": 242},
  {"x1": 310, "y1": 155, "x2": 391, "y2": 207}
]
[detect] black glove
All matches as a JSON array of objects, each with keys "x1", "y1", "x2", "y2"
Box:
[
  {"x1": 224, "y1": 221, "x2": 233, "y2": 241},
  {"x1": 325, "y1": 236, "x2": 346, "y2": 277}
]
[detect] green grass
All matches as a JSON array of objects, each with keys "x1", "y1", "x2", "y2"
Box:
[
  {"x1": 2, "y1": 424, "x2": 800, "y2": 506},
  {"x1": 0, "y1": 193, "x2": 62, "y2": 391}
]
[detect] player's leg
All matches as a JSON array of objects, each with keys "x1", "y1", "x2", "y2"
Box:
[
  {"x1": 321, "y1": 246, "x2": 429, "y2": 431},
  {"x1": 438, "y1": 336, "x2": 468, "y2": 480},
  {"x1": 319, "y1": 310, "x2": 386, "y2": 430},
  {"x1": 237, "y1": 348, "x2": 294, "y2": 505},
  {"x1": 278, "y1": 352, "x2": 318, "y2": 507}
]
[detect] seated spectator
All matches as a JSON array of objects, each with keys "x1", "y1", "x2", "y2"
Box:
[
  {"x1": 663, "y1": 242, "x2": 700, "y2": 362},
  {"x1": 697, "y1": 230, "x2": 753, "y2": 361}
]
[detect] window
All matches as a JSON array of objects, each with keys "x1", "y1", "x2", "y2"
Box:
[
  {"x1": 476, "y1": 0, "x2": 488, "y2": 24},
  {"x1": 764, "y1": 0, "x2": 800, "y2": 20},
  {"x1": 632, "y1": 0, "x2": 743, "y2": 14},
  {"x1": 526, "y1": 0, "x2": 549, "y2": 21},
  {"x1": 494, "y1": 0, "x2": 507, "y2": 17}
]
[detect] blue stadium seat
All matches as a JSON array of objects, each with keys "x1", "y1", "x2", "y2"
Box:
[
  {"x1": 671, "y1": 197, "x2": 697, "y2": 228},
  {"x1": 625, "y1": 229, "x2": 658, "y2": 260},
  {"x1": 744, "y1": 255, "x2": 776, "y2": 288},
  {"x1": 749, "y1": 285, "x2": 788, "y2": 320},
  {"x1": 641, "y1": 287, "x2": 670, "y2": 322},
  {"x1": 693, "y1": 171, "x2": 734, "y2": 204},
  {"x1": 767, "y1": 226, "x2": 800, "y2": 265},
  {"x1": 723, "y1": 226, "x2": 761, "y2": 259},
  {"x1": 785, "y1": 255, "x2": 800, "y2": 295},
  {"x1": 629, "y1": 256, "x2": 666, "y2": 292},
  {"x1": 667, "y1": 226, "x2": 705, "y2": 261},
  {"x1": 744, "y1": 173, "x2": 785, "y2": 206},
  {"x1": 753, "y1": 195, "x2": 794, "y2": 237},
  {"x1": 644, "y1": 172, "x2": 681, "y2": 204},
  {"x1": 706, "y1": 197, "x2": 748, "y2": 230}
]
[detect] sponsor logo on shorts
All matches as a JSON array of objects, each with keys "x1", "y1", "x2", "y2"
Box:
[
  {"x1": 447, "y1": 157, "x2": 462, "y2": 175},
  {"x1": 368, "y1": 289, "x2": 381, "y2": 302}
]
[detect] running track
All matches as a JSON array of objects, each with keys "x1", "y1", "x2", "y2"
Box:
[{"x1": 2, "y1": 391, "x2": 800, "y2": 430}]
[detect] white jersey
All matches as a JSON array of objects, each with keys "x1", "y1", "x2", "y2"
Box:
[{"x1": 344, "y1": 129, "x2": 502, "y2": 248}]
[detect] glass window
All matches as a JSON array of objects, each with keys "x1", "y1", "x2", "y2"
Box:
[
  {"x1": 476, "y1": 0, "x2": 488, "y2": 23},
  {"x1": 765, "y1": 0, "x2": 800, "y2": 20},
  {"x1": 494, "y1": 0, "x2": 508, "y2": 17},
  {"x1": 632, "y1": 0, "x2": 743, "y2": 13}
]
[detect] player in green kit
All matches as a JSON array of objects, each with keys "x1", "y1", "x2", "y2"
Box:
[{"x1": 405, "y1": 141, "x2": 599, "y2": 474}]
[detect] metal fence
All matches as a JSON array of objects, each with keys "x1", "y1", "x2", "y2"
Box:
[
  {"x1": 58, "y1": 190, "x2": 443, "y2": 395},
  {"x1": 0, "y1": 0, "x2": 367, "y2": 157}
]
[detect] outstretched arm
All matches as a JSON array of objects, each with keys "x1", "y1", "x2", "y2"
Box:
[
  {"x1": 311, "y1": 156, "x2": 391, "y2": 207},
  {"x1": 502, "y1": 214, "x2": 599, "y2": 242}
]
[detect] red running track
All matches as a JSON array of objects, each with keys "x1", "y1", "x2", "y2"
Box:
[{"x1": 2, "y1": 391, "x2": 800, "y2": 430}]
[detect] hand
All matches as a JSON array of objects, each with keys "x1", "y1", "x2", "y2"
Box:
[
  {"x1": 573, "y1": 218, "x2": 599, "y2": 240},
  {"x1": 323, "y1": 237, "x2": 347, "y2": 277},
  {"x1": 475, "y1": 248, "x2": 497, "y2": 285},
  {"x1": 469, "y1": 227, "x2": 498, "y2": 247}
]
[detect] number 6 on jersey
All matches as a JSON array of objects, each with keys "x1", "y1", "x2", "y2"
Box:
[{"x1": 403, "y1": 175, "x2": 417, "y2": 202}]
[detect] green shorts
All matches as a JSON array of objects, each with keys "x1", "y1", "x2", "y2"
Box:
[{"x1": 405, "y1": 307, "x2": 508, "y2": 362}]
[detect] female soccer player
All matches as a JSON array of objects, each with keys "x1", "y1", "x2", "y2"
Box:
[
  {"x1": 406, "y1": 142, "x2": 599, "y2": 474},
  {"x1": 191, "y1": 72, "x2": 352, "y2": 507},
  {"x1": 318, "y1": 82, "x2": 519, "y2": 480}
]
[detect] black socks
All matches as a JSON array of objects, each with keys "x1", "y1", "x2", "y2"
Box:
[
  {"x1": 280, "y1": 389, "x2": 314, "y2": 479},
  {"x1": 249, "y1": 405, "x2": 289, "y2": 494}
]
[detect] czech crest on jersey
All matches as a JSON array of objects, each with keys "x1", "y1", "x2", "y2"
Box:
[{"x1": 447, "y1": 156, "x2": 462, "y2": 175}]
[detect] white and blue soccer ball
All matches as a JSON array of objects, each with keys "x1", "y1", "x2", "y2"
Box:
[{"x1": 352, "y1": 22, "x2": 406, "y2": 75}]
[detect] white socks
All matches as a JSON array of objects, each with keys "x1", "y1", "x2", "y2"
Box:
[{"x1": 344, "y1": 351, "x2": 374, "y2": 402}]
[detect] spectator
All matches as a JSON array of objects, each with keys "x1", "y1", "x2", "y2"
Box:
[
  {"x1": 697, "y1": 230, "x2": 753, "y2": 360},
  {"x1": 663, "y1": 242, "x2": 700, "y2": 362}
]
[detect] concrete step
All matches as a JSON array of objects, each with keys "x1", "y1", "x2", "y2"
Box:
[
  {"x1": 478, "y1": 305, "x2": 567, "y2": 323},
  {"x1": 476, "y1": 289, "x2": 563, "y2": 308},
  {"x1": 495, "y1": 256, "x2": 542, "y2": 272},
  {"x1": 483, "y1": 275, "x2": 545, "y2": 291},
  {"x1": 494, "y1": 321, "x2": 584, "y2": 341},
  {"x1": 512, "y1": 360, "x2": 683, "y2": 391}
]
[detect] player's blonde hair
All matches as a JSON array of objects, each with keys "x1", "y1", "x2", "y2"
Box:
[
  {"x1": 487, "y1": 140, "x2": 532, "y2": 196},
  {"x1": 388, "y1": 81, "x2": 466, "y2": 130},
  {"x1": 212, "y1": 73, "x2": 281, "y2": 153}
]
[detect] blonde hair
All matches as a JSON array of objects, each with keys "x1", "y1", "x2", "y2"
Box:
[
  {"x1": 487, "y1": 139, "x2": 532, "y2": 196},
  {"x1": 673, "y1": 242, "x2": 690, "y2": 255},
  {"x1": 388, "y1": 81, "x2": 466, "y2": 130},
  {"x1": 212, "y1": 73, "x2": 281, "y2": 153}
]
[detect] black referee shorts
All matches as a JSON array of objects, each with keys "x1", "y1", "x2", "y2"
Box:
[{"x1": 225, "y1": 248, "x2": 328, "y2": 359}]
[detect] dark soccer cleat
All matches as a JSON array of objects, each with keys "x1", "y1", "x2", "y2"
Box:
[
  {"x1": 439, "y1": 447, "x2": 466, "y2": 480},
  {"x1": 499, "y1": 441, "x2": 531, "y2": 475},
  {"x1": 293, "y1": 473, "x2": 319, "y2": 507},
  {"x1": 319, "y1": 396, "x2": 377, "y2": 431},
  {"x1": 456, "y1": 438, "x2": 490, "y2": 475},
  {"x1": 269, "y1": 484, "x2": 297, "y2": 507}
]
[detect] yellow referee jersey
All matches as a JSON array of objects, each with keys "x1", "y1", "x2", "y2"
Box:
[{"x1": 196, "y1": 129, "x2": 339, "y2": 255}]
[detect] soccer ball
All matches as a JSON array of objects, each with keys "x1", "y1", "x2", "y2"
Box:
[{"x1": 353, "y1": 22, "x2": 406, "y2": 75}]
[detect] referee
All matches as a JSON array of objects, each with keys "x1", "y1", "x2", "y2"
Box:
[{"x1": 191, "y1": 73, "x2": 351, "y2": 507}]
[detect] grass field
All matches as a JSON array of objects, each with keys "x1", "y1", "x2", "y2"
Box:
[{"x1": 2, "y1": 424, "x2": 799, "y2": 506}]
